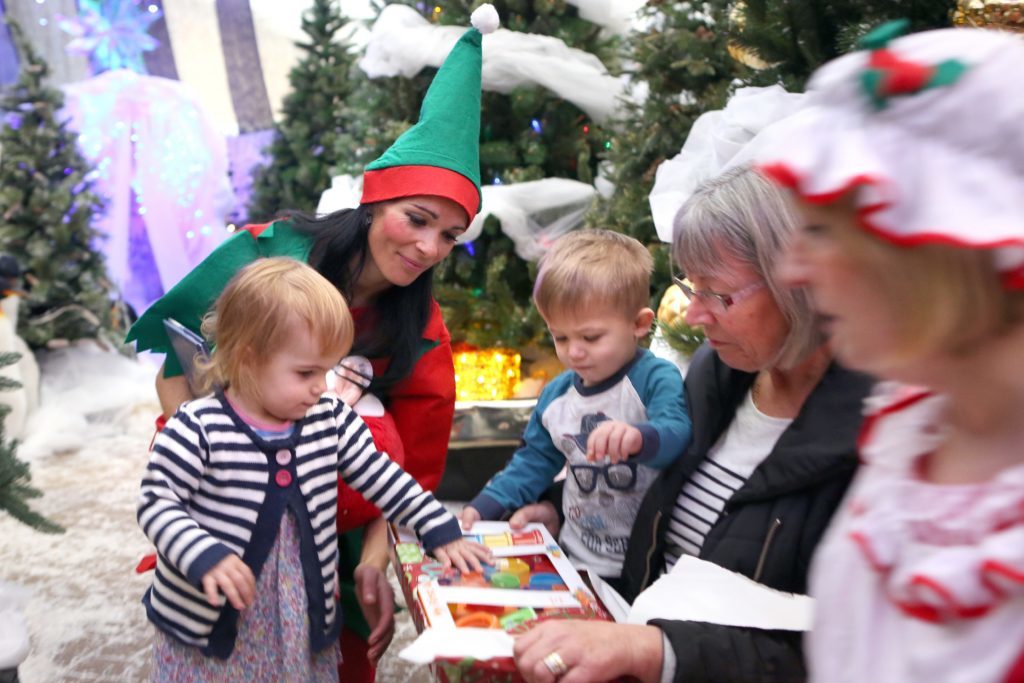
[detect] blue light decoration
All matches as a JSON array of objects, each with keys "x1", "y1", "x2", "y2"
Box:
[
  {"x1": 463, "y1": 241, "x2": 476, "y2": 257},
  {"x1": 0, "y1": 15, "x2": 18, "y2": 86},
  {"x1": 61, "y1": 70, "x2": 234, "y2": 314},
  {"x1": 530, "y1": 118, "x2": 542, "y2": 134},
  {"x1": 58, "y1": 0, "x2": 161, "y2": 74}
]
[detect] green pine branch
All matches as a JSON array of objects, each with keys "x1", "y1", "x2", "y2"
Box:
[
  {"x1": 0, "y1": 351, "x2": 63, "y2": 533},
  {"x1": 730, "y1": 0, "x2": 957, "y2": 91}
]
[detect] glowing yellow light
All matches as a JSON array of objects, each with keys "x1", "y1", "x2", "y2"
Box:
[
  {"x1": 434, "y1": 6, "x2": 442, "y2": 13},
  {"x1": 453, "y1": 348, "x2": 522, "y2": 401}
]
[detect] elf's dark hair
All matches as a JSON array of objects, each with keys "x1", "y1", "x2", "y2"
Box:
[{"x1": 287, "y1": 204, "x2": 432, "y2": 395}]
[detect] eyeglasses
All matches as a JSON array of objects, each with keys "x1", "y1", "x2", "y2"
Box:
[
  {"x1": 569, "y1": 462, "x2": 639, "y2": 494},
  {"x1": 672, "y1": 276, "x2": 766, "y2": 316}
]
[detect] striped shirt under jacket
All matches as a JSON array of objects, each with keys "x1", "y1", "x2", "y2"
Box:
[{"x1": 138, "y1": 392, "x2": 461, "y2": 659}]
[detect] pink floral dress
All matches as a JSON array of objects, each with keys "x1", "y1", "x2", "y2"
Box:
[{"x1": 150, "y1": 511, "x2": 339, "y2": 682}]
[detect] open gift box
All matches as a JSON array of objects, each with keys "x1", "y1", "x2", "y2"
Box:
[{"x1": 390, "y1": 521, "x2": 615, "y2": 682}]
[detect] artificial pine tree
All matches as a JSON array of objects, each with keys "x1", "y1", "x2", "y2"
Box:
[
  {"x1": 0, "y1": 351, "x2": 61, "y2": 533},
  {"x1": 334, "y1": 1, "x2": 619, "y2": 349},
  {"x1": 587, "y1": 0, "x2": 739, "y2": 279},
  {"x1": 247, "y1": 0, "x2": 360, "y2": 220},
  {"x1": 0, "y1": 20, "x2": 119, "y2": 349}
]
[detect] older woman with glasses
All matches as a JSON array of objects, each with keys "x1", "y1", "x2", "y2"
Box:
[{"x1": 513, "y1": 165, "x2": 874, "y2": 683}]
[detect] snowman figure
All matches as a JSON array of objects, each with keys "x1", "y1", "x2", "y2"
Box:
[{"x1": 0, "y1": 254, "x2": 40, "y2": 439}]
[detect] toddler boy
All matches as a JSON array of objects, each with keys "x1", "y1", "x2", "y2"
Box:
[{"x1": 461, "y1": 229, "x2": 692, "y2": 585}]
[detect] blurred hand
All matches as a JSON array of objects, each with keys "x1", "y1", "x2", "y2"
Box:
[
  {"x1": 432, "y1": 538, "x2": 492, "y2": 574},
  {"x1": 508, "y1": 501, "x2": 561, "y2": 538},
  {"x1": 586, "y1": 421, "x2": 643, "y2": 464},
  {"x1": 514, "y1": 620, "x2": 663, "y2": 683},
  {"x1": 354, "y1": 563, "x2": 396, "y2": 665},
  {"x1": 201, "y1": 554, "x2": 255, "y2": 609},
  {"x1": 459, "y1": 505, "x2": 482, "y2": 531}
]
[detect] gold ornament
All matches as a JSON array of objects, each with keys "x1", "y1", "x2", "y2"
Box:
[
  {"x1": 727, "y1": 2, "x2": 773, "y2": 69},
  {"x1": 953, "y1": 0, "x2": 1024, "y2": 32},
  {"x1": 728, "y1": 43, "x2": 772, "y2": 70},
  {"x1": 657, "y1": 282, "x2": 706, "y2": 356},
  {"x1": 657, "y1": 283, "x2": 690, "y2": 326},
  {"x1": 453, "y1": 348, "x2": 522, "y2": 401}
]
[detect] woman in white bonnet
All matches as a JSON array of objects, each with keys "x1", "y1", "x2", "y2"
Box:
[{"x1": 765, "y1": 21, "x2": 1024, "y2": 683}]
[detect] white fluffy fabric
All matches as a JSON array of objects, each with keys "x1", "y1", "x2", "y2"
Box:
[
  {"x1": 463, "y1": 178, "x2": 597, "y2": 261},
  {"x1": 649, "y1": 85, "x2": 805, "y2": 242},
  {"x1": 565, "y1": 0, "x2": 646, "y2": 36},
  {"x1": 360, "y1": 4, "x2": 633, "y2": 122}
]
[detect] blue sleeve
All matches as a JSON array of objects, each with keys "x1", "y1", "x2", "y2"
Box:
[
  {"x1": 631, "y1": 355, "x2": 692, "y2": 469},
  {"x1": 468, "y1": 375, "x2": 572, "y2": 519}
]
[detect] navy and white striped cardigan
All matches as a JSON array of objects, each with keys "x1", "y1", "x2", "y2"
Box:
[{"x1": 138, "y1": 391, "x2": 461, "y2": 659}]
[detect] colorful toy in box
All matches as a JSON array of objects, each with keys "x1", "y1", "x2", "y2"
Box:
[{"x1": 390, "y1": 521, "x2": 615, "y2": 682}]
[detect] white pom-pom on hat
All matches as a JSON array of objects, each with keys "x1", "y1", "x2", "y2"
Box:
[{"x1": 471, "y1": 4, "x2": 500, "y2": 34}]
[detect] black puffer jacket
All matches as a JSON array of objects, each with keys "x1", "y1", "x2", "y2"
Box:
[{"x1": 620, "y1": 344, "x2": 874, "y2": 683}]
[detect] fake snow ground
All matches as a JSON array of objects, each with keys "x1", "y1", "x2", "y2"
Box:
[{"x1": 0, "y1": 345, "x2": 429, "y2": 682}]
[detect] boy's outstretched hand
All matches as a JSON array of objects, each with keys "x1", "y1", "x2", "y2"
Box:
[
  {"x1": 459, "y1": 506, "x2": 482, "y2": 530},
  {"x1": 586, "y1": 420, "x2": 643, "y2": 463},
  {"x1": 433, "y1": 537, "x2": 492, "y2": 574}
]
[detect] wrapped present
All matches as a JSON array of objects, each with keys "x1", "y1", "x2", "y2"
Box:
[{"x1": 391, "y1": 521, "x2": 614, "y2": 682}]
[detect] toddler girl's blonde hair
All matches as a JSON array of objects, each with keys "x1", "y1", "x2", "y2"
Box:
[
  {"x1": 533, "y1": 229, "x2": 653, "y2": 321},
  {"x1": 196, "y1": 257, "x2": 354, "y2": 400}
]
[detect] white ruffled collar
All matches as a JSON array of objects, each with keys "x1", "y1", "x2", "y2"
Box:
[{"x1": 848, "y1": 384, "x2": 1024, "y2": 622}]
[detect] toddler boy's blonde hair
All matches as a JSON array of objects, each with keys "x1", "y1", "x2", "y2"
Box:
[
  {"x1": 533, "y1": 229, "x2": 653, "y2": 320},
  {"x1": 196, "y1": 257, "x2": 354, "y2": 399}
]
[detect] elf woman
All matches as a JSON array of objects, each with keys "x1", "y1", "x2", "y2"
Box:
[{"x1": 766, "y1": 23, "x2": 1024, "y2": 683}]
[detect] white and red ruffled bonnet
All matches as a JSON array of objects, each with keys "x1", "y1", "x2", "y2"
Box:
[{"x1": 758, "y1": 22, "x2": 1024, "y2": 288}]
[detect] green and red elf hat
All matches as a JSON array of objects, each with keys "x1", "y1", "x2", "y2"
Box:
[{"x1": 360, "y1": 4, "x2": 500, "y2": 224}]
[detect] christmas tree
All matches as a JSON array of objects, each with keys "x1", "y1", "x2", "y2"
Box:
[
  {"x1": 0, "y1": 20, "x2": 119, "y2": 349},
  {"x1": 247, "y1": 0, "x2": 360, "y2": 220},
  {"x1": 334, "y1": 1, "x2": 619, "y2": 350},
  {"x1": 0, "y1": 351, "x2": 61, "y2": 533}
]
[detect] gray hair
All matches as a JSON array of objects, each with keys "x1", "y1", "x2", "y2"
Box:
[{"x1": 671, "y1": 165, "x2": 823, "y2": 368}]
